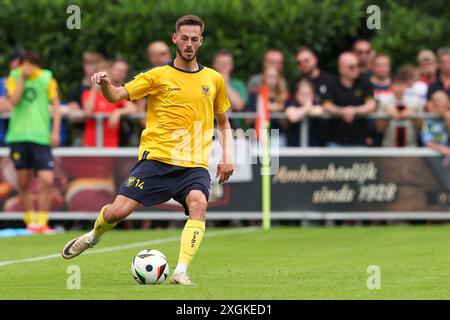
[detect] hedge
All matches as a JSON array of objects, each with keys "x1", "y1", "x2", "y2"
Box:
[{"x1": 0, "y1": 0, "x2": 448, "y2": 97}]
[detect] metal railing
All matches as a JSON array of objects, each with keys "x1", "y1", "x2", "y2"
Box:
[{"x1": 0, "y1": 111, "x2": 444, "y2": 148}]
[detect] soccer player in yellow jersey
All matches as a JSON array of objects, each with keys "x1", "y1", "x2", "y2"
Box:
[{"x1": 62, "y1": 15, "x2": 234, "y2": 285}]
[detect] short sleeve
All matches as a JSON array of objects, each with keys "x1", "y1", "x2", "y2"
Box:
[
  {"x1": 321, "y1": 80, "x2": 335, "y2": 104},
  {"x1": 6, "y1": 76, "x2": 16, "y2": 97},
  {"x1": 124, "y1": 71, "x2": 157, "y2": 101},
  {"x1": 362, "y1": 79, "x2": 374, "y2": 101},
  {"x1": 214, "y1": 74, "x2": 231, "y2": 115},
  {"x1": 48, "y1": 78, "x2": 59, "y2": 100}
]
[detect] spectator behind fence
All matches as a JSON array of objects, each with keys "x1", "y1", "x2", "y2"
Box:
[
  {"x1": 285, "y1": 79, "x2": 324, "y2": 146},
  {"x1": 246, "y1": 66, "x2": 289, "y2": 146},
  {"x1": 292, "y1": 47, "x2": 335, "y2": 146},
  {"x1": 427, "y1": 48, "x2": 450, "y2": 104},
  {"x1": 5, "y1": 51, "x2": 61, "y2": 232},
  {"x1": 81, "y1": 62, "x2": 136, "y2": 148},
  {"x1": 323, "y1": 52, "x2": 376, "y2": 146},
  {"x1": 376, "y1": 68, "x2": 423, "y2": 147},
  {"x1": 108, "y1": 58, "x2": 139, "y2": 146},
  {"x1": 147, "y1": 40, "x2": 172, "y2": 67},
  {"x1": 66, "y1": 52, "x2": 106, "y2": 146},
  {"x1": 247, "y1": 49, "x2": 288, "y2": 92},
  {"x1": 137, "y1": 41, "x2": 174, "y2": 129},
  {"x1": 368, "y1": 53, "x2": 392, "y2": 146},
  {"x1": 405, "y1": 50, "x2": 437, "y2": 111},
  {"x1": 0, "y1": 49, "x2": 24, "y2": 146},
  {"x1": 417, "y1": 49, "x2": 438, "y2": 85},
  {"x1": 353, "y1": 39, "x2": 375, "y2": 79},
  {"x1": 213, "y1": 50, "x2": 248, "y2": 131},
  {"x1": 422, "y1": 91, "x2": 450, "y2": 158}
]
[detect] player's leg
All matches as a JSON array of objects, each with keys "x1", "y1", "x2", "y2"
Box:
[
  {"x1": 62, "y1": 195, "x2": 139, "y2": 259},
  {"x1": 10, "y1": 143, "x2": 36, "y2": 226},
  {"x1": 171, "y1": 189, "x2": 207, "y2": 285},
  {"x1": 16, "y1": 169, "x2": 35, "y2": 226},
  {"x1": 32, "y1": 143, "x2": 56, "y2": 230},
  {"x1": 36, "y1": 170, "x2": 54, "y2": 228}
]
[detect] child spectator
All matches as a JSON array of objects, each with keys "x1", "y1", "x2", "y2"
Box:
[
  {"x1": 246, "y1": 66, "x2": 289, "y2": 146},
  {"x1": 422, "y1": 91, "x2": 450, "y2": 156},
  {"x1": 285, "y1": 79, "x2": 324, "y2": 146},
  {"x1": 377, "y1": 70, "x2": 423, "y2": 147}
]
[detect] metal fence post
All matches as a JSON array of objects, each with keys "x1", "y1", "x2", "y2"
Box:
[
  {"x1": 95, "y1": 114, "x2": 104, "y2": 148},
  {"x1": 300, "y1": 117, "x2": 309, "y2": 147}
]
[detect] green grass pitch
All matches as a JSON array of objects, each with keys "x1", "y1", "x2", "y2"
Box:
[{"x1": 1, "y1": 224, "x2": 450, "y2": 299}]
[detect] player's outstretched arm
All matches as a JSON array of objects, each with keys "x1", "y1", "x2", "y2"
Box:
[
  {"x1": 91, "y1": 71, "x2": 129, "y2": 103},
  {"x1": 215, "y1": 112, "x2": 234, "y2": 184}
]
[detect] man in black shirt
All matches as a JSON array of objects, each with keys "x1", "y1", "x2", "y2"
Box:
[
  {"x1": 292, "y1": 47, "x2": 335, "y2": 99},
  {"x1": 323, "y1": 52, "x2": 376, "y2": 146},
  {"x1": 289, "y1": 47, "x2": 335, "y2": 146}
]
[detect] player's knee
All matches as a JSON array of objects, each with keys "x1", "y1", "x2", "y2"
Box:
[
  {"x1": 17, "y1": 178, "x2": 31, "y2": 193},
  {"x1": 187, "y1": 194, "x2": 207, "y2": 221},
  {"x1": 103, "y1": 204, "x2": 126, "y2": 224},
  {"x1": 39, "y1": 175, "x2": 54, "y2": 190}
]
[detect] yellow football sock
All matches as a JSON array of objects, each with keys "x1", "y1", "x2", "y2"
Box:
[
  {"x1": 92, "y1": 206, "x2": 117, "y2": 240},
  {"x1": 24, "y1": 210, "x2": 36, "y2": 225},
  {"x1": 177, "y1": 219, "x2": 205, "y2": 266},
  {"x1": 37, "y1": 211, "x2": 49, "y2": 226}
]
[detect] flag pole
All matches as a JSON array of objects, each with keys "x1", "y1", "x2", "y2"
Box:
[{"x1": 262, "y1": 121, "x2": 271, "y2": 230}]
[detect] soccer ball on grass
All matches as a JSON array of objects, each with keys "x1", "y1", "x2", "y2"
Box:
[{"x1": 131, "y1": 249, "x2": 169, "y2": 285}]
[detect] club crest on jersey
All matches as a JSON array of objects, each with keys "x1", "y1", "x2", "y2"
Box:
[{"x1": 201, "y1": 84, "x2": 210, "y2": 97}]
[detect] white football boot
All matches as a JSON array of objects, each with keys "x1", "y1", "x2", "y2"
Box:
[
  {"x1": 61, "y1": 231, "x2": 99, "y2": 259},
  {"x1": 170, "y1": 272, "x2": 193, "y2": 285}
]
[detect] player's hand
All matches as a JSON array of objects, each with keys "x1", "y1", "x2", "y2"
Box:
[
  {"x1": 91, "y1": 72, "x2": 111, "y2": 85},
  {"x1": 216, "y1": 163, "x2": 234, "y2": 184},
  {"x1": 51, "y1": 132, "x2": 60, "y2": 148}
]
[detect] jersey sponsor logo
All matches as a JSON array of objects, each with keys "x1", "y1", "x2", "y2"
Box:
[
  {"x1": 201, "y1": 84, "x2": 210, "y2": 97},
  {"x1": 168, "y1": 87, "x2": 181, "y2": 92}
]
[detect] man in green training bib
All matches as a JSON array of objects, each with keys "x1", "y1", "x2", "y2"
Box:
[{"x1": 5, "y1": 51, "x2": 61, "y2": 232}]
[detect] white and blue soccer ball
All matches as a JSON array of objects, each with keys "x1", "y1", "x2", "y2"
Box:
[{"x1": 131, "y1": 249, "x2": 169, "y2": 285}]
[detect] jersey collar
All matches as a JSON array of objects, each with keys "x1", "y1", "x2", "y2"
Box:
[{"x1": 168, "y1": 61, "x2": 204, "y2": 73}]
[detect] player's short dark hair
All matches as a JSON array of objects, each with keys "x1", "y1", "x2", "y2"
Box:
[
  {"x1": 20, "y1": 51, "x2": 41, "y2": 67},
  {"x1": 175, "y1": 15, "x2": 205, "y2": 33}
]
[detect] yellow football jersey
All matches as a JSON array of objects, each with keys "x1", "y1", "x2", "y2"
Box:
[{"x1": 124, "y1": 62, "x2": 230, "y2": 169}]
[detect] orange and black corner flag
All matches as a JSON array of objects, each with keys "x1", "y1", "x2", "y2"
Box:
[{"x1": 255, "y1": 85, "x2": 270, "y2": 142}]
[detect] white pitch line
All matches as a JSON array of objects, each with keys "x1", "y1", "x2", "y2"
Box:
[{"x1": 0, "y1": 227, "x2": 259, "y2": 267}]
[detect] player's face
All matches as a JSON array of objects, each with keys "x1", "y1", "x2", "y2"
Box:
[{"x1": 173, "y1": 25, "x2": 203, "y2": 62}]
